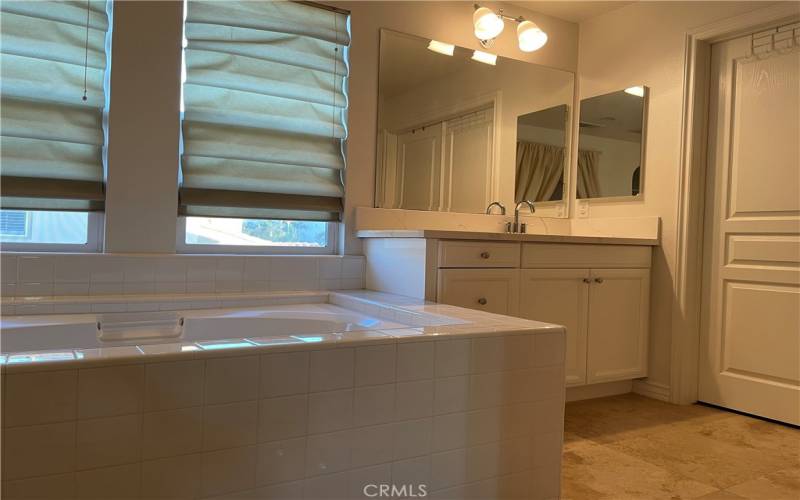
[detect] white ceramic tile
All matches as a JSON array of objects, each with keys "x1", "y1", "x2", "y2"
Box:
[
  {"x1": 54, "y1": 256, "x2": 90, "y2": 283},
  {"x1": 435, "y1": 339, "x2": 471, "y2": 377},
  {"x1": 348, "y1": 464, "x2": 392, "y2": 499},
  {"x1": 1, "y1": 281, "x2": 17, "y2": 296},
  {"x1": 155, "y1": 281, "x2": 186, "y2": 294},
  {"x1": 354, "y1": 384, "x2": 395, "y2": 426},
  {"x1": 203, "y1": 400, "x2": 258, "y2": 451},
  {"x1": 393, "y1": 417, "x2": 432, "y2": 460},
  {"x1": 305, "y1": 430, "x2": 352, "y2": 476},
  {"x1": 309, "y1": 348, "x2": 354, "y2": 392},
  {"x1": 2, "y1": 422, "x2": 76, "y2": 480},
  {"x1": 505, "y1": 334, "x2": 534, "y2": 370},
  {"x1": 254, "y1": 480, "x2": 304, "y2": 499},
  {"x1": 433, "y1": 375, "x2": 469, "y2": 415},
  {"x1": 185, "y1": 257, "x2": 216, "y2": 282},
  {"x1": 269, "y1": 257, "x2": 317, "y2": 281},
  {"x1": 341, "y1": 257, "x2": 364, "y2": 279},
  {"x1": 395, "y1": 380, "x2": 434, "y2": 421},
  {"x1": 269, "y1": 279, "x2": 319, "y2": 292},
  {"x1": 155, "y1": 257, "x2": 187, "y2": 283},
  {"x1": 255, "y1": 438, "x2": 306, "y2": 486},
  {"x1": 19, "y1": 255, "x2": 54, "y2": 283},
  {"x1": 318, "y1": 258, "x2": 342, "y2": 280},
  {"x1": 466, "y1": 407, "x2": 502, "y2": 446},
  {"x1": 76, "y1": 414, "x2": 141, "y2": 470},
  {"x1": 529, "y1": 365, "x2": 563, "y2": 402},
  {"x1": 258, "y1": 395, "x2": 308, "y2": 443},
  {"x1": 341, "y1": 277, "x2": 365, "y2": 290},
  {"x1": 201, "y1": 445, "x2": 257, "y2": 497},
  {"x1": 307, "y1": 389, "x2": 353, "y2": 434},
  {"x1": 243, "y1": 280, "x2": 268, "y2": 292},
  {"x1": 319, "y1": 278, "x2": 341, "y2": 290},
  {"x1": 531, "y1": 464, "x2": 561, "y2": 500},
  {"x1": 53, "y1": 282, "x2": 90, "y2": 296},
  {"x1": 141, "y1": 453, "x2": 202, "y2": 498},
  {"x1": 531, "y1": 431, "x2": 562, "y2": 468},
  {"x1": 123, "y1": 281, "x2": 156, "y2": 295},
  {"x1": 471, "y1": 336, "x2": 506, "y2": 374},
  {"x1": 142, "y1": 407, "x2": 203, "y2": 459},
  {"x1": 532, "y1": 398, "x2": 563, "y2": 434},
  {"x1": 430, "y1": 448, "x2": 467, "y2": 491},
  {"x1": 397, "y1": 342, "x2": 435, "y2": 382},
  {"x1": 303, "y1": 471, "x2": 349, "y2": 499},
  {"x1": 432, "y1": 412, "x2": 467, "y2": 452},
  {"x1": 468, "y1": 372, "x2": 506, "y2": 410},
  {"x1": 355, "y1": 344, "x2": 396, "y2": 386},
  {"x1": 126, "y1": 301, "x2": 161, "y2": 312},
  {"x1": 466, "y1": 442, "x2": 501, "y2": 482},
  {"x1": 78, "y1": 364, "x2": 144, "y2": 419},
  {"x1": 4, "y1": 369, "x2": 77, "y2": 427},
  {"x1": 350, "y1": 423, "x2": 394, "y2": 468},
  {"x1": 244, "y1": 257, "x2": 270, "y2": 281},
  {"x1": 186, "y1": 280, "x2": 214, "y2": 293},
  {"x1": 2, "y1": 472, "x2": 76, "y2": 498},
  {"x1": 260, "y1": 352, "x2": 309, "y2": 398},
  {"x1": 123, "y1": 257, "x2": 156, "y2": 283},
  {"x1": 89, "y1": 282, "x2": 123, "y2": 295},
  {"x1": 91, "y1": 302, "x2": 127, "y2": 313},
  {"x1": 391, "y1": 456, "x2": 431, "y2": 490},
  {"x1": 17, "y1": 282, "x2": 53, "y2": 296},
  {"x1": 204, "y1": 355, "x2": 259, "y2": 405},
  {"x1": 1, "y1": 254, "x2": 18, "y2": 283},
  {"x1": 215, "y1": 257, "x2": 244, "y2": 282},
  {"x1": 75, "y1": 463, "x2": 141, "y2": 499},
  {"x1": 89, "y1": 256, "x2": 124, "y2": 283},
  {"x1": 501, "y1": 402, "x2": 535, "y2": 439},
  {"x1": 533, "y1": 332, "x2": 565, "y2": 367}
]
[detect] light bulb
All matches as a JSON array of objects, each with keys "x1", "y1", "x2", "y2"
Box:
[
  {"x1": 624, "y1": 86, "x2": 645, "y2": 97},
  {"x1": 471, "y1": 50, "x2": 497, "y2": 66},
  {"x1": 473, "y1": 7, "x2": 504, "y2": 40},
  {"x1": 427, "y1": 40, "x2": 455, "y2": 56},
  {"x1": 517, "y1": 21, "x2": 548, "y2": 52}
]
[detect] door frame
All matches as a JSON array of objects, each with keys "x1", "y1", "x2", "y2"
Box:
[{"x1": 670, "y1": 3, "x2": 800, "y2": 404}]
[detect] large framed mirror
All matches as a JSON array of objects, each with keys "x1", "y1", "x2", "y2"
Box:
[
  {"x1": 576, "y1": 87, "x2": 648, "y2": 200},
  {"x1": 375, "y1": 29, "x2": 575, "y2": 217}
]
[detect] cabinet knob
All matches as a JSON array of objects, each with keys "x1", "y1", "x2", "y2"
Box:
[
  {"x1": 582, "y1": 278, "x2": 591, "y2": 284},
  {"x1": 477, "y1": 297, "x2": 488, "y2": 305},
  {"x1": 594, "y1": 278, "x2": 604, "y2": 283},
  {"x1": 480, "y1": 251, "x2": 490, "y2": 259}
]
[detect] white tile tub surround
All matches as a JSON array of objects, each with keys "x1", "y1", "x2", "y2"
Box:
[
  {"x1": 0, "y1": 254, "x2": 365, "y2": 301},
  {"x1": 0, "y1": 293, "x2": 566, "y2": 500}
]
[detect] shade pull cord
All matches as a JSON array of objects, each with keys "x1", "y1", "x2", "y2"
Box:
[{"x1": 82, "y1": 0, "x2": 90, "y2": 101}]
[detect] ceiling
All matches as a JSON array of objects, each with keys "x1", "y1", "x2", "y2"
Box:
[{"x1": 508, "y1": 1, "x2": 635, "y2": 23}]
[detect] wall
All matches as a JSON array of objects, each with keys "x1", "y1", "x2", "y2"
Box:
[
  {"x1": 576, "y1": 1, "x2": 775, "y2": 392},
  {"x1": 577, "y1": 134, "x2": 641, "y2": 198},
  {"x1": 332, "y1": 1, "x2": 580, "y2": 254}
]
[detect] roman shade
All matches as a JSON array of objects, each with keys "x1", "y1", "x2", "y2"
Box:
[
  {"x1": 0, "y1": 0, "x2": 111, "y2": 211},
  {"x1": 181, "y1": 0, "x2": 350, "y2": 221}
]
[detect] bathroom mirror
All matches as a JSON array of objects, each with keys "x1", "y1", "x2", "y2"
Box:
[
  {"x1": 375, "y1": 29, "x2": 574, "y2": 216},
  {"x1": 576, "y1": 87, "x2": 648, "y2": 200}
]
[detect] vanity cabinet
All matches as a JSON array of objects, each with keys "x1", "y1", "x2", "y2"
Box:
[{"x1": 431, "y1": 241, "x2": 652, "y2": 388}]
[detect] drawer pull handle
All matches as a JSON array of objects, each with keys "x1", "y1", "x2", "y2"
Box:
[
  {"x1": 582, "y1": 278, "x2": 591, "y2": 284},
  {"x1": 594, "y1": 278, "x2": 604, "y2": 284},
  {"x1": 477, "y1": 297, "x2": 488, "y2": 305},
  {"x1": 480, "y1": 251, "x2": 490, "y2": 259}
]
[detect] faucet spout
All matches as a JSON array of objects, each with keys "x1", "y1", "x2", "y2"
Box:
[
  {"x1": 511, "y1": 200, "x2": 535, "y2": 233},
  {"x1": 485, "y1": 201, "x2": 506, "y2": 215}
]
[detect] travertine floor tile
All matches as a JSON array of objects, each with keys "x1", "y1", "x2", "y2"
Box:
[{"x1": 726, "y1": 467, "x2": 800, "y2": 500}]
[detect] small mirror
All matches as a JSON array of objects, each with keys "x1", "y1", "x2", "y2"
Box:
[
  {"x1": 375, "y1": 29, "x2": 574, "y2": 216},
  {"x1": 576, "y1": 87, "x2": 647, "y2": 199},
  {"x1": 515, "y1": 104, "x2": 569, "y2": 202}
]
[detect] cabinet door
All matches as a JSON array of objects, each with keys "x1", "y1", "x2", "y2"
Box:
[
  {"x1": 587, "y1": 268, "x2": 650, "y2": 383},
  {"x1": 519, "y1": 269, "x2": 589, "y2": 386},
  {"x1": 437, "y1": 269, "x2": 519, "y2": 316}
]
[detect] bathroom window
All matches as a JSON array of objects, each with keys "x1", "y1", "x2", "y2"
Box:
[
  {"x1": 178, "y1": 1, "x2": 349, "y2": 254},
  {"x1": 0, "y1": 1, "x2": 112, "y2": 252},
  {"x1": 0, "y1": 210, "x2": 103, "y2": 252}
]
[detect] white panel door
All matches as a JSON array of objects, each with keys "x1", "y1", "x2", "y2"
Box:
[
  {"x1": 586, "y1": 268, "x2": 650, "y2": 384},
  {"x1": 443, "y1": 110, "x2": 494, "y2": 213},
  {"x1": 397, "y1": 124, "x2": 443, "y2": 211},
  {"x1": 699, "y1": 30, "x2": 800, "y2": 425},
  {"x1": 519, "y1": 269, "x2": 590, "y2": 386},
  {"x1": 437, "y1": 268, "x2": 519, "y2": 316}
]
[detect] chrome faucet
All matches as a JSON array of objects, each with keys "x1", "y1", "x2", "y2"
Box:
[
  {"x1": 485, "y1": 201, "x2": 506, "y2": 215},
  {"x1": 507, "y1": 200, "x2": 535, "y2": 233}
]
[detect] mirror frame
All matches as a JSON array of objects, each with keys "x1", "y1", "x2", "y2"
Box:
[{"x1": 573, "y1": 85, "x2": 649, "y2": 203}]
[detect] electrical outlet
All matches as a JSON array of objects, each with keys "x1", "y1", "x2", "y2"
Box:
[{"x1": 577, "y1": 200, "x2": 589, "y2": 218}]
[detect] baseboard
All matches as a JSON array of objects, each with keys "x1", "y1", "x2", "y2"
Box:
[
  {"x1": 566, "y1": 380, "x2": 633, "y2": 402},
  {"x1": 632, "y1": 379, "x2": 671, "y2": 402}
]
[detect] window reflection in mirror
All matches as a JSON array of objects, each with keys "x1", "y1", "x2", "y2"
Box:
[
  {"x1": 515, "y1": 104, "x2": 568, "y2": 202},
  {"x1": 576, "y1": 87, "x2": 647, "y2": 199}
]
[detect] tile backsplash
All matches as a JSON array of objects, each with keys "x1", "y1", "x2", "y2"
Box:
[{"x1": 0, "y1": 254, "x2": 365, "y2": 298}]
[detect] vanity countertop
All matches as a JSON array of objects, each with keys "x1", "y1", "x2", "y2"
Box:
[{"x1": 356, "y1": 229, "x2": 659, "y2": 246}]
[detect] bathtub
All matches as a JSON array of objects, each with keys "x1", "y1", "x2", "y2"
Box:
[
  {"x1": 0, "y1": 291, "x2": 566, "y2": 499},
  {"x1": 0, "y1": 303, "x2": 409, "y2": 354}
]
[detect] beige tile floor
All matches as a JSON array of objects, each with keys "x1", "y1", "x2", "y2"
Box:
[{"x1": 562, "y1": 394, "x2": 800, "y2": 500}]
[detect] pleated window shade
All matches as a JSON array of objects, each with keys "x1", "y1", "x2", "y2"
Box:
[
  {"x1": 0, "y1": 1, "x2": 111, "y2": 211},
  {"x1": 181, "y1": 0, "x2": 350, "y2": 222}
]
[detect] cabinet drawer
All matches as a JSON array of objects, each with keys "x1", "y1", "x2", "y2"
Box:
[
  {"x1": 522, "y1": 243, "x2": 651, "y2": 268},
  {"x1": 438, "y1": 241, "x2": 520, "y2": 268},
  {"x1": 437, "y1": 269, "x2": 519, "y2": 316}
]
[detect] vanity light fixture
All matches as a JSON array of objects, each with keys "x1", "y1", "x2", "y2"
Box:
[
  {"x1": 472, "y1": 50, "x2": 497, "y2": 65},
  {"x1": 624, "y1": 86, "x2": 645, "y2": 97},
  {"x1": 427, "y1": 39, "x2": 455, "y2": 56},
  {"x1": 473, "y1": 4, "x2": 548, "y2": 53}
]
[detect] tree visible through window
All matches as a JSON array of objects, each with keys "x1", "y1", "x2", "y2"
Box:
[{"x1": 185, "y1": 217, "x2": 327, "y2": 247}]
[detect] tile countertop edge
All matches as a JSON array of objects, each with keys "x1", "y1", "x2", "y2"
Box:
[{"x1": 355, "y1": 229, "x2": 660, "y2": 246}]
